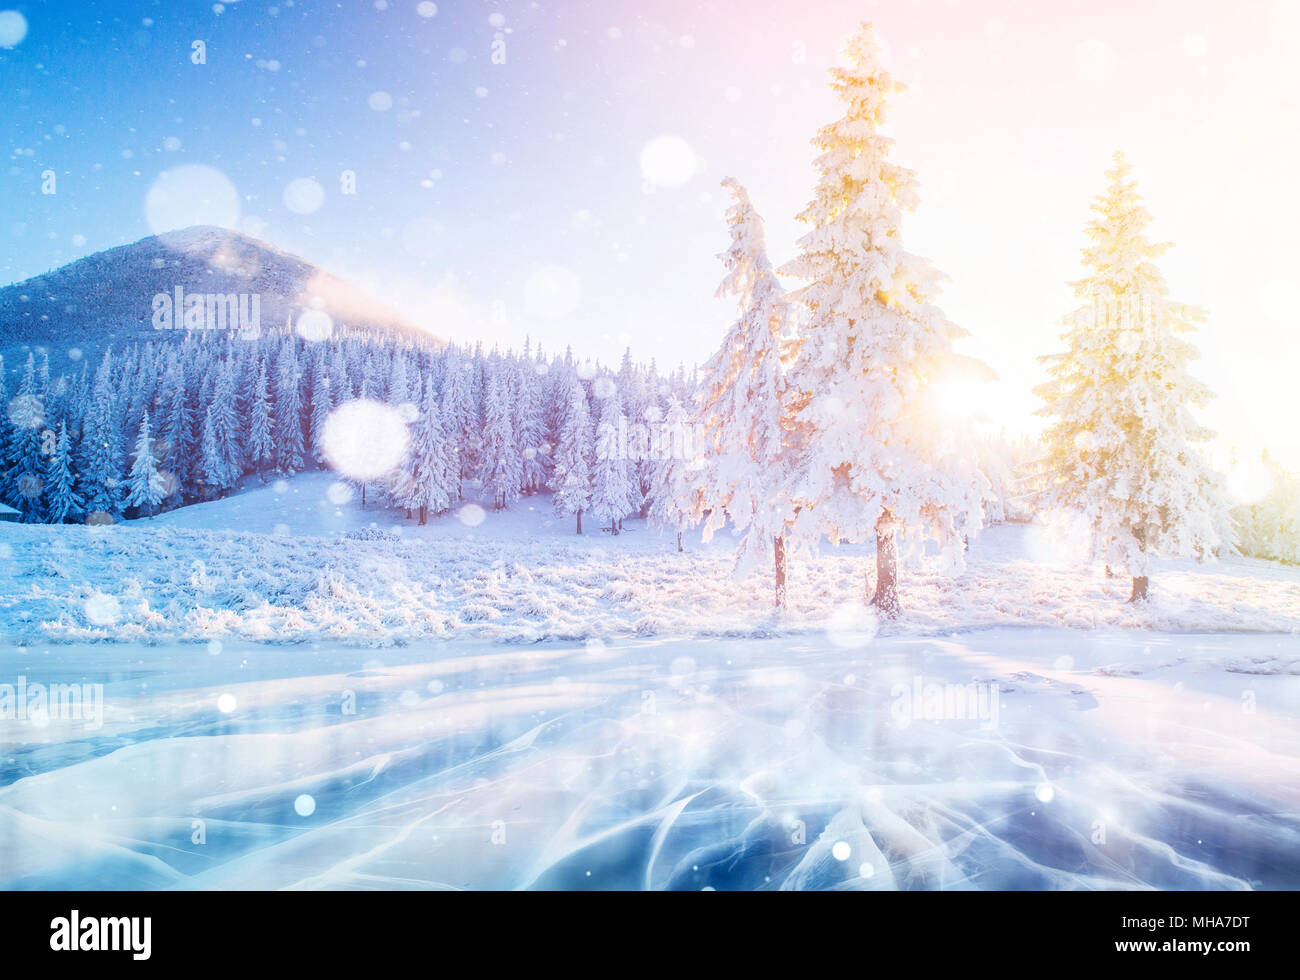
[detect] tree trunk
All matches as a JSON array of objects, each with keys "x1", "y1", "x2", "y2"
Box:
[
  {"x1": 611, "y1": 519, "x2": 620, "y2": 536},
  {"x1": 575, "y1": 508, "x2": 582, "y2": 535},
  {"x1": 1129, "y1": 575, "x2": 1148, "y2": 603},
  {"x1": 774, "y1": 534, "x2": 787, "y2": 610},
  {"x1": 676, "y1": 531, "x2": 682, "y2": 553},
  {"x1": 1127, "y1": 526, "x2": 1149, "y2": 603},
  {"x1": 418, "y1": 505, "x2": 427, "y2": 526},
  {"x1": 361, "y1": 483, "x2": 366, "y2": 507},
  {"x1": 870, "y1": 510, "x2": 900, "y2": 618}
]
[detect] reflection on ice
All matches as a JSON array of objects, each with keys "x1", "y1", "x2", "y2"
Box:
[{"x1": 0, "y1": 629, "x2": 1297, "y2": 890}]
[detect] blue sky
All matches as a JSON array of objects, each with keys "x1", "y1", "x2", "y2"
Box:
[{"x1": 3, "y1": 0, "x2": 1299, "y2": 471}]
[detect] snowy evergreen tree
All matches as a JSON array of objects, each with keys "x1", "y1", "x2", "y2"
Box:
[
  {"x1": 649, "y1": 394, "x2": 704, "y2": 553},
  {"x1": 209, "y1": 358, "x2": 243, "y2": 487},
  {"x1": 8, "y1": 353, "x2": 47, "y2": 522},
  {"x1": 158, "y1": 359, "x2": 195, "y2": 501},
  {"x1": 0, "y1": 353, "x2": 11, "y2": 505},
  {"x1": 247, "y1": 359, "x2": 275, "y2": 479},
  {"x1": 273, "y1": 341, "x2": 305, "y2": 473},
  {"x1": 514, "y1": 361, "x2": 550, "y2": 494},
  {"x1": 1035, "y1": 152, "x2": 1233, "y2": 601},
  {"x1": 779, "y1": 23, "x2": 987, "y2": 617},
  {"x1": 199, "y1": 404, "x2": 238, "y2": 497},
  {"x1": 441, "y1": 350, "x2": 478, "y2": 496},
  {"x1": 78, "y1": 365, "x2": 125, "y2": 522},
  {"x1": 591, "y1": 390, "x2": 637, "y2": 535},
  {"x1": 697, "y1": 176, "x2": 798, "y2": 606},
  {"x1": 127, "y1": 410, "x2": 167, "y2": 517},
  {"x1": 44, "y1": 421, "x2": 83, "y2": 524},
  {"x1": 403, "y1": 378, "x2": 456, "y2": 524},
  {"x1": 478, "y1": 367, "x2": 522, "y2": 509},
  {"x1": 552, "y1": 376, "x2": 594, "y2": 533},
  {"x1": 310, "y1": 370, "x2": 333, "y2": 464}
]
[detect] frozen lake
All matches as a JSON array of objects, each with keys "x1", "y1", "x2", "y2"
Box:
[{"x1": 1, "y1": 628, "x2": 1298, "y2": 889}]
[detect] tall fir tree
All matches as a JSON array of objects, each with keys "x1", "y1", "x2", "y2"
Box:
[
  {"x1": 591, "y1": 390, "x2": 637, "y2": 535},
  {"x1": 209, "y1": 358, "x2": 243, "y2": 488},
  {"x1": 127, "y1": 410, "x2": 167, "y2": 517},
  {"x1": 478, "y1": 367, "x2": 521, "y2": 509},
  {"x1": 310, "y1": 369, "x2": 333, "y2": 464},
  {"x1": 440, "y1": 350, "x2": 478, "y2": 496},
  {"x1": 247, "y1": 359, "x2": 275, "y2": 479},
  {"x1": 44, "y1": 420, "x2": 83, "y2": 524},
  {"x1": 1035, "y1": 152, "x2": 1233, "y2": 601},
  {"x1": 552, "y1": 376, "x2": 594, "y2": 533},
  {"x1": 199, "y1": 404, "x2": 238, "y2": 496},
  {"x1": 514, "y1": 361, "x2": 550, "y2": 494},
  {"x1": 9, "y1": 353, "x2": 47, "y2": 522},
  {"x1": 779, "y1": 23, "x2": 987, "y2": 617},
  {"x1": 0, "y1": 353, "x2": 11, "y2": 505},
  {"x1": 697, "y1": 176, "x2": 798, "y2": 606},
  {"x1": 273, "y1": 341, "x2": 305, "y2": 473},
  {"x1": 78, "y1": 355, "x2": 127, "y2": 522},
  {"x1": 158, "y1": 359, "x2": 194, "y2": 501},
  {"x1": 649, "y1": 394, "x2": 704, "y2": 553},
  {"x1": 402, "y1": 377, "x2": 456, "y2": 524}
]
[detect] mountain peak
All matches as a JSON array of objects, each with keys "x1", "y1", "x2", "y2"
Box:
[{"x1": 0, "y1": 226, "x2": 437, "y2": 360}]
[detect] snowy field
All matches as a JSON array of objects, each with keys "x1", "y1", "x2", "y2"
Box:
[
  {"x1": 2, "y1": 472, "x2": 1299, "y2": 647},
  {"x1": 1, "y1": 474, "x2": 1298, "y2": 889}
]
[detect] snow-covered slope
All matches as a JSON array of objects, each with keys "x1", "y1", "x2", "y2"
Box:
[
  {"x1": 0, "y1": 226, "x2": 435, "y2": 363},
  {"x1": 2, "y1": 472, "x2": 1298, "y2": 650}
]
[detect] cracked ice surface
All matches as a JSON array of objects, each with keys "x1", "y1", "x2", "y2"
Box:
[{"x1": 0, "y1": 629, "x2": 1298, "y2": 890}]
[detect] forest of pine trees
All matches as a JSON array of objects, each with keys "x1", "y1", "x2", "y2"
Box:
[{"x1": 0, "y1": 331, "x2": 701, "y2": 530}]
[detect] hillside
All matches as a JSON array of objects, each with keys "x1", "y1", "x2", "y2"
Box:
[{"x1": 0, "y1": 226, "x2": 436, "y2": 362}]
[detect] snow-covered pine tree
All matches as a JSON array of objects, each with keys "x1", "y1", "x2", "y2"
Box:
[
  {"x1": 0, "y1": 353, "x2": 11, "y2": 505},
  {"x1": 649, "y1": 394, "x2": 704, "y2": 553},
  {"x1": 310, "y1": 369, "x2": 333, "y2": 464},
  {"x1": 591, "y1": 390, "x2": 637, "y2": 535},
  {"x1": 198, "y1": 403, "x2": 238, "y2": 497},
  {"x1": 478, "y1": 366, "x2": 522, "y2": 510},
  {"x1": 44, "y1": 420, "x2": 83, "y2": 524},
  {"x1": 1035, "y1": 152, "x2": 1233, "y2": 601},
  {"x1": 697, "y1": 176, "x2": 798, "y2": 606},
  {"x1": 779, "y1": 23, "x2": 987, "y2": 617},
  {"x1": 551, "y1": 375, "x2": 594, "y2": 533},
  {"x1": 273, "y1": 340, "x2": 305, "y2": 474},
  {"x1": 247, "y1": 359, "x2": 275, "y2": 480},
  {"x1": 514, "y1": 360, "x2": 550, "y2": 494},
  {"x1": 440, "y1": 350, "x2": 478, "y2": 497},
  {"x1": 127, "y1": 410, "x2": 167, "y2": 518},
  {"x1": 78, "y1": 361, "x2": 126, "y2": 522},
  {"x1": 158, "y1": 358, "x2": 194, "y2": 501},
  {"x1": 403, "y1": 377, "x2": 455, "y2": 524},
  {"x1": 209, "y1": 358, "x2": 244, "y2": 488},
  {"x1": 8, "y1": 353, "x2": 47, "y2": 522}
]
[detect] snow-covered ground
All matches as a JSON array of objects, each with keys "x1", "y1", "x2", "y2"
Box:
[
  {"x1": 1, "y1": 472, "x2": 1299, "y2": 647},
  {"x1": 1, "y1": 473, "x2": 1298, "y2": 889}
]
